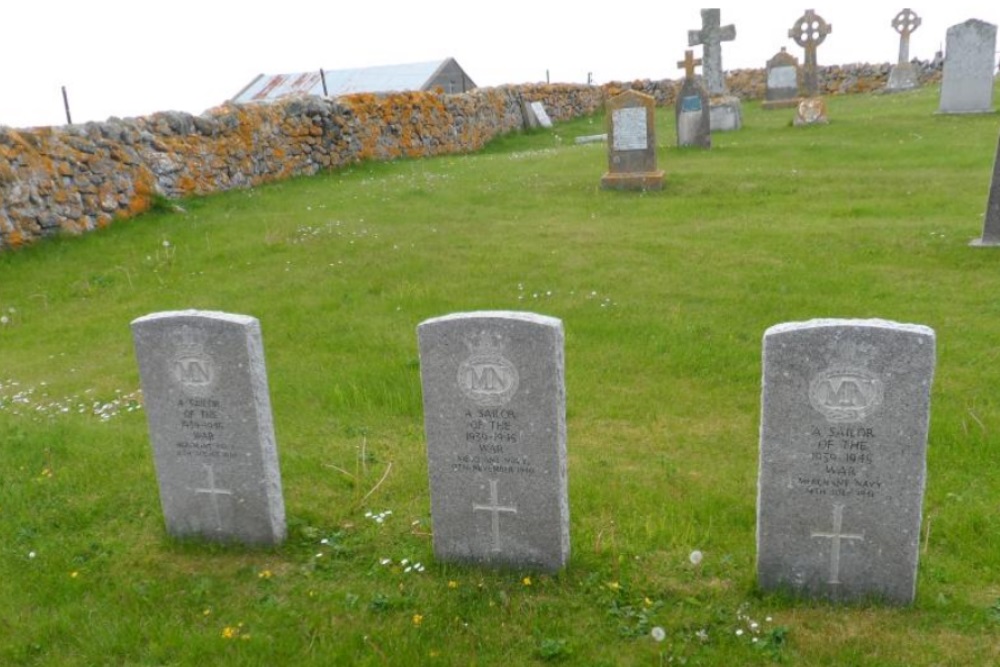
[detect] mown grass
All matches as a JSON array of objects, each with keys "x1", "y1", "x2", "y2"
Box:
[{"x1": 2, "y1": 84, "x2": 1000, "y2": 665}]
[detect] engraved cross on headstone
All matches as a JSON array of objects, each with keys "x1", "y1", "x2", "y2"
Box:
[
  {"x1": 193, "y1": 463, "x2": 233, "y2": 531},
  {"x1": 677, "y1": 50, "x2": 702, "y2": 82},
  {"x1": 472, "y1": 479, "x2": 517, "y2": 553},
  {"x1": 687, "y1": 9, "x2": 736, "y2": 96},
  {"x1": 892, "y1": 8, "x2": 921, "y2": 64},
  {"x1": 811, "y1": 503, "x2": 864, "y2": 586},
  {"x1": 788, "y1": 9, "x2": 833, "y2": 97}
]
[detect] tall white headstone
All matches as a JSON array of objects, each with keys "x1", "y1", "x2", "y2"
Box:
[{"x1": 938, "y1": 19, "x2": 997, "y2": 114}]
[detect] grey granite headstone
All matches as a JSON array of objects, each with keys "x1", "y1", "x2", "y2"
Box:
[
  {"x1": 763, "y1": 47, "x2": 801, "y2": 110},
  {"x1": 938, "y1": 19, "x2": 997, "y2": 114},
  {"x1": 418, "y1": 311, "x2": 569, "y2": 572},
  {"x1": 600, "y1": 90, "x2": 664, "y2": 191},
  {"x1": 132, "y1": 310, "x2": 286, "y2": 546},
  {"x1": 971, "y1": 131, "x2": 1000, "y2": 246},
  {"x1": 757, "y1": 319, "x2": 936, "y2": 605},
  {"x1": 688, "y1": 8, "x2": 736, "y2": 96}
]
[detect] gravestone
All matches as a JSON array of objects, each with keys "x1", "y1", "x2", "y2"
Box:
[
  {"x1": 530, "y1": 101, "x2": 554, "y2": 129},
  {"x1": 762, "y1": 47, "x2": 801, "y2": 110},
  {"x1": 886, "y1": 8, "x2": 922, "y2": 92},
  {"x1": 794, "y1": 97, "x2": 829, "y2": 126},
  {"x1": 938, "y1": 19, "x2": 997, "y2": 114},
  {"x1": 675, "y1": 50, "x2": 711, "y2": 149},
  {"x1": 131, "y1": 310, "x2": 286, "y2": 546},
  {"x1": 417, "y1": 311, "x2": 569, "y2": 572},
  {"x1": 757, "y1": 319, "x2": 936, "y2": 605},
  {"x1": 688, "y1": 8, "x2": 742, "y2": 132},
  {"x1": 788, "y1": 9, "x2": 833, "y2": 98},
  {"x1": 600, "y1": 90, "x2": 664, "y2": 191},
  {"x1": 970, "y1": 131, "x2": 1000, "y2": 246}
]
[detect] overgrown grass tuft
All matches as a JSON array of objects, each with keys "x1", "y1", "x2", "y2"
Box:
[{"x1": 2, "y1": 84, "x2": 1000, "y2": 665}]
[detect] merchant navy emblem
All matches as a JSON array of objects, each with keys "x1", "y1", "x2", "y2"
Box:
[
  {"x1": 808, "y1": 367, "x2": 883, "y2": 423},
  {"x1": 170, "y1": 325, "x2": 215, "y2": 394},
  {"x1": 457, "y1": 332, "x2": 519, "y2": 406}
]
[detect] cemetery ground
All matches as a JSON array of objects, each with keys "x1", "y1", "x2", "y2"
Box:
[{"x1": 2, "y1": 84, "x2": 1000, "y2": 665}]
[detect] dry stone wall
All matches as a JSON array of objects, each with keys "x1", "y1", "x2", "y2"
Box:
[{"x1": 0, "y1": 62, "x2": 941, "y2": 251}]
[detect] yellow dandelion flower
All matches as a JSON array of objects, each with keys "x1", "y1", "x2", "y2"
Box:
[
  {"x1": 258, "y1": 569, "x2": 273, "y2": 579},
  {"x1": 221, "y1": 626, "x2": 238, "y2": 639},
  {"x1": 412, "y1": 614, "x2": 424, "y2": 626},
  {"x1": 447, "y1": 580, "x2": 458, "y2": 589},
  {"x1": 607, "y1": 581, "x2": 620, "y2": 591},
  {"x1": 203, "y1": 609, "x2": 212, "y2": 616},
  {"x1": 522, "y1": 577, "x2": 532, "y2": 586}
]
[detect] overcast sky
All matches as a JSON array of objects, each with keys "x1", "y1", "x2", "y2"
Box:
[{"x1": 1, "y1": 2, "x2": 998, "y2": 129}]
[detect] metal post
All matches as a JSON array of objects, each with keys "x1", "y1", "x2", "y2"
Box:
[{"x1": 61, "y1": 86, "x2": 72, "y2": 125}]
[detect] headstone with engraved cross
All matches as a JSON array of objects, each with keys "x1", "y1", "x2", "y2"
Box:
[
  {"x1": 938, "y1": 19, "x2": 997, "y2": 114},
  {"x1": 675, "y1": 50, "x2": 711, "y2": 149},
  {"x1": 132, "y1": 310, "x2": 286, "y2": 546},
  {"x1": 688, "y1": 8, "x2": 742, "y2": 131},
  {"x1": 757, "y1": 319, "x2": 936, "y2": 604},
  {"x1": 418, "y1": 311, "x2": 569, "y2": 572},
  {"x1": 887, "y1": 8, "x2": 922, "y2": 91},
  {"x1": 600, "y1": 90, "x2": 665, "y2": 191},
  {"x1": 788, "y1": 9, "x2": 832, "y2": 97}
]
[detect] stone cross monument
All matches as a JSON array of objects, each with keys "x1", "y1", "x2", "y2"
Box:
[
  {"x1": 687, "y1": 8, "x2": 736, "y2": 96},
  {"x1": 887, "y1": 9, "x2": 922, "y2": 91},
  {"x1": 788, "y1": 9, "x2": 832, "y2": 97}
]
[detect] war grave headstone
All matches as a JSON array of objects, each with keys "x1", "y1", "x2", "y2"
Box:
[
  {"x1": 675, "y1": 50, "x2": 711, "y2": 149},
  {"x1": 417, "y1": 311, "x2": 569, "y2": 572},
  {"x1": 600, "y1": 90, "x2": 664, "y2": 191},
  {"x1": 762, "y1": 47, "x2": 801, "y2": 110},
  {"x1": 886, "y1": 8, "x2": 922, "y2": 92},
  {"x1": 757, "y1": 319, "x2": 936, "y2": 605},
  {"x1": 131, "y1": 310, "x2": 286, "y2": 546},
  {"x1": 688, "y1": 8, "x2": 742, "y2": 132},
  {"x1": 788, "y1": 9, "x2": 833, "y2": 125},
  {"x1": 970, "y1": 131, "x2": 1000, "y2": 246},
  {"x1": 938, "y1": 19, "x2": 998, "y2": 114}
]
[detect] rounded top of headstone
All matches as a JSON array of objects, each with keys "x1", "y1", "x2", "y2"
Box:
[
  {"x1": 418, "y1": 310, "x2": 563, "y2": 330},
  {"x1": 764, "y1": 318, "x2": 935, "y2": 339},
  {"x1": 131, "y1": 309, "x2": 259, "y2": 327}
]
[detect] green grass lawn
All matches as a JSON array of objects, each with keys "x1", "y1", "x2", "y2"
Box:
[{"x1": 2, "y1": 84, "x2": 1000, "y2": 666}]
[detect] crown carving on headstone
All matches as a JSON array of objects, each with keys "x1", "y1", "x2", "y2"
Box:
[
  {"x1": 824, "y1": 338, "x2": 877, "y2": 368},
  {"x1": 464, "y1": 331, "x2": 505, "y2": 358},
  {"x1": 172, "y1": 325, "x2": 208, "y2": 356}
]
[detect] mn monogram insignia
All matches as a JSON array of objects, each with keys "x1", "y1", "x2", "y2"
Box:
[
  {"x1": 457, "y1": 332, "x2": 519, "y2": 406},
  {"x1": 809, "y1": 367, "x2": 883, "y2": 423}
]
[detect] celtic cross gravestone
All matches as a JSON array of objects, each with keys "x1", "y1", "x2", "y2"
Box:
[{"x1": 788, "y1": 9, "x2": 832, "y2": 97}]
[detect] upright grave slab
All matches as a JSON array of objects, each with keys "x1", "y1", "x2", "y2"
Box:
[
  {"x1": 417, "y1": 311, "x2": 569, "y2": 572},
  {"x1": 600, "y1": 90, "x2": 664, "y2": 191},
  {"x1": 688, "y1": 8, "x2": 742, "y2": 132},
  {"x1": 938, "y1": 19, "x2": 997, "y2": 114},
  {"x1": 757, "y1": 319, "x2": 936, "y2": 604},
  {"x1": 675, "y1": 50, "x2": 711, "y2": 149},
  {"x1": 762, "y1": 47, "x2": 801, "y2": 110},
  {"x1": 970, "y1": 131, "x2": 1000, "y2": 246},
  {"x1": 132, "y1": 310, "x2": 286, "y2": 546},
  {"x1": 886, "y1": 8, "x2": 922, "y2": 92}
]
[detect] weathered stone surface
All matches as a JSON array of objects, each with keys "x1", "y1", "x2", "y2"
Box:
[
  {"x1": 709, "y1": 96, "x2": 743, "y2": 132},
  {"x1": 789, "y1": 9, "x2": 833, "y2": 97},
  {"x1": 418, "y1": 311, "x2": 569, "y2": 572},
  {"x1": 763, "y1": 47, "x2": 801, "y2": 109},
  {"x1": 676, "y1": 80, "x2": 711, "y2": 149},
  {"x1": 688, "y1": 9, "x2": 736, "y2": 96},
  {"x1": 794, "y1": 97, "x2": 829, "y2": 126},
  {"x1": 938, "y1": 19, "x2": 997, "y2": 114},
  {"x1": 601, "y1": 90, "x2": 664, "y2": 191},
  {"x1": 970, "y1": 131, "x2": 1000, "y2": 246},
  {"x1": 757, "y1": 319, "x2": 936, "y2": 604},
  {"x1": 131, "y1": 310, "x2": 286, "y2": 546}
]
